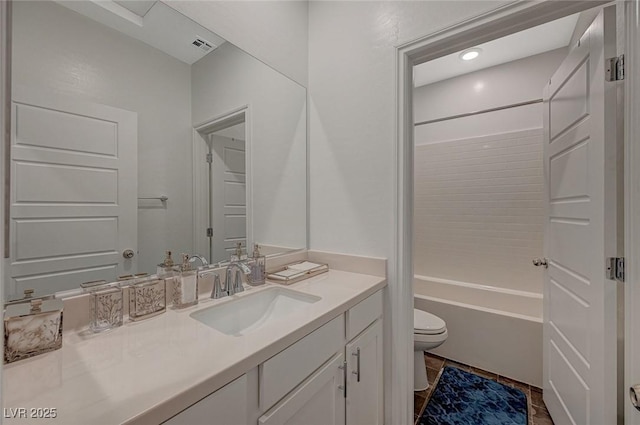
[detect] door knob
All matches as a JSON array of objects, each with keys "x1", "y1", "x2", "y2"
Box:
[
  {"x1": 533, "y1": 258, "x2": 548, "y2": 268},
  {"x1": 122, "y1": 249, "x2": 135, "y2": 259},
  {"x1": 630, "y1": 385, "x2": 640, "y2": 411}
]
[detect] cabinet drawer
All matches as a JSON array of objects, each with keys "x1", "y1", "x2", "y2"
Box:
[
  {"x1": 346, "y1": 290, "x2": 382, "y2": 341},
  {"x1": 260, "y1": 315, "x2": 344, "y2": 411}
]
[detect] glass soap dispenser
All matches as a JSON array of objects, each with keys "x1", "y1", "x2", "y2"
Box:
[
  {"x1": 173, "y1": 254, "x2": 198, "y2": 308},
  {"x1": 248, "y1": 244, "x2": 266, "y2": 286},
  {"x1": 230, "y1": 242, "x2": 247, "y2": 262},
  {"x1": 157, "y1": 250, "x2": 175, "y2": 275}
]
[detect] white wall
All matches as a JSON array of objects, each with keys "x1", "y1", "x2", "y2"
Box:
[
  {"x1": 191, "y1": 42, "x2": 307, "y2": 252},
  {"x1": 412, "y1": 50, "x2": 566, "y2": 295},
  {"x1": 11, "y1": 1, "x2": 193, "y2": 274},
  {"x1": 165, "y1": 0, "x2": 308, "y2": 87},
  {"x1": 307, "y1": 1, "x2": 507, "y2": 259},
  {"x1": 307, "y1": 2, "x2": 510, "y2": 421},
  {"x1": 414, "y1": 48, "x2": 567, "y2": 123}
]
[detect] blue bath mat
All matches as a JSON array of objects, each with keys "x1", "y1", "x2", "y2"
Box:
[{"x1": 419, "y1": 366, "x2": 527, "y2": 425}]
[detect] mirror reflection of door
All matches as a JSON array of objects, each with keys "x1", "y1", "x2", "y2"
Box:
[
  {"x1": 8, "y1": 88, "x2": 138, "y2": 296},
  {"x1": 208, "y1": 123, "x2": 246, "y2": 262}
]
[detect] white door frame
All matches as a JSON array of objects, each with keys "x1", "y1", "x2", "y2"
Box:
[
  {"x1": 0, "y1": 0, "x2": 10, "y2": 412},
  {"x1": 624, "y1": 0, "x2": 640, "y2": 423},
  {"x1": 192, "y1": 105, "x2": 253, "y2": 262},
  {"x1": 395, "y1": 0, "x2": 613, "y2": 421}
]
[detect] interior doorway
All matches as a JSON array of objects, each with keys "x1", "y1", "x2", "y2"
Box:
[
  {"x1": 192, "y1": 107, "x2": 251, "y2": 265},
  {"x1": 208, "y1": 122, "x2": 246, "y2": 262},
  {"x1": 394, "y1": 1, "x2": 638, "y2": 424}
]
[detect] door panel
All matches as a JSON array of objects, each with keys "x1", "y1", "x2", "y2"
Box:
[
  {"x1": 259, "y1": 353, "x2": 345, "y2": 425},
  {"x1": 210, "y1": 133, "x2": 246, "y2": 261},
  {"x1": 549, "y1": 59, "x2": 589, "y2": 140},
  {"x1": 346, "y1": 320, "x2": 383, "y2": 425},
  {"x1": 9, "y1": 88, "x2": 137, "y2": 296},
  {"x1": 15, "y1": 102, "x2": 118, "y2": 155},
  {"x1": 163, "y1": 374, "x2": 247, "y2": 425},
  {"x1": 542, "y1": 7, "x2": 619, "y2": 425},
  {"x1": 15, "y1": 162, "x2": 118, "y2": 203}
]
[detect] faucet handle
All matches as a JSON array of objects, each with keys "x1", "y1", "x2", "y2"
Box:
[
  {"x1": 211, "y1": 273, "x2": 226, "y2": 299},
  {"x1": 233, "y1": 269, "x2": 244, "y2": 294}
]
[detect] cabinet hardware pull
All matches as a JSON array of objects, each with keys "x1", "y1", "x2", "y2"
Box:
[
  {"x1": 352, "y1": 348, "x2": 361, "y2": 382},
  {"x1": 338, "y1": 361, "x2": 347, "y2": 398}
]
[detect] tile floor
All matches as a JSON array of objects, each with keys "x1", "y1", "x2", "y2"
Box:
[{"x1": 414, "y1": 353, "x2": 555, "y2": 425}]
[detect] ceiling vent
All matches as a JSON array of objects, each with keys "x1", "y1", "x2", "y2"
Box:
[{"x1": 192, "y1": 37, "x2": 214, "y2": 52}]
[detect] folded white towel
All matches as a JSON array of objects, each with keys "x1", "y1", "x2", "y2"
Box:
[{"x1": 287, "y1": 261, "x2": 323, "y2": 272}]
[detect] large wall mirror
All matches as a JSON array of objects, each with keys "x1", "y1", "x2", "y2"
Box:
[{"x1": 5, "y1": 0, "x2": 307, "y2": 298}]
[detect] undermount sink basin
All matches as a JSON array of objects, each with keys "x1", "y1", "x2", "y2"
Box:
[{"x1": 190, "y1": 287, "x2": 321, "y2": 336}]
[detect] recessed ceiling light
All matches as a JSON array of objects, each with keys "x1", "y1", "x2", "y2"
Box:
[{"x1": 459, "y1": 48, "x2": 482, "y2": 61}]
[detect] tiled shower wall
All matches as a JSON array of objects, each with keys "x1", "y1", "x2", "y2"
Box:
[{"x1": 414, "y1": 128, "x2": 545, "y2": 294}]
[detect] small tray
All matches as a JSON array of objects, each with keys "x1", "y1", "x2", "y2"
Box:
[{"x1": 267, "y1": 261, "x2": 329, "y2": 285}]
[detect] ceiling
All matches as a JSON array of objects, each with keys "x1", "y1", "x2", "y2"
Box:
[
  {"x1": 56, "y1": 0, "x2": 226, "y2": 65},
  {"x1": 413, "y1": 13, "x2": 580, "y2": 88},
  {"x1": 113, "y1": 1, "x2": 155, "y2": 18}
]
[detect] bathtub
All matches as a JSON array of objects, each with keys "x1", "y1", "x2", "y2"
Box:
[{"x1": 414, "y1": 275, "x2": 543, "y2": 387}]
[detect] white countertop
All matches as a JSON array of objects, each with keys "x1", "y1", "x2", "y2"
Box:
[{"x1": 3, "y1": 270, "x2": 386, "y2": 425}]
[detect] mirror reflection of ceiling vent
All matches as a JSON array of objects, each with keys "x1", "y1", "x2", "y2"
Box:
[{"x1": 192, "y1": 37, "x2": 214, "y2": 52}]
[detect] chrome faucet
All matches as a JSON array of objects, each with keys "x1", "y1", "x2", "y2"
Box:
[
  {"x1": 211, "y1": 273, "x2": 224, "y2": 299},
  {"x1": 205, "y1": 259, "x2": 251, "y2": 299},
  {"x1": 225, "y1": 260, "x2": 251, "y2": 296},
  {"x1": 188, "y1": 254, "x2": 209, "y2": 268},
  {"x1": 196, "y1": 268, "x2": 223, "y2": 299}
]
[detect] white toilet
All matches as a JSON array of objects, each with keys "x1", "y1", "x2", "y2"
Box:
[{"x1": 414, "y1": 308, "x2": 448, "y2": 391}]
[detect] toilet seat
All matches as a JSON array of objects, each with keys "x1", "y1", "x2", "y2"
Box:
[
  {"x1": 414, "y1": 329, "x2": 448, "y2": 344},
  {"x1": 414, "y1": 309, "x2": 446, "y2": 335}
]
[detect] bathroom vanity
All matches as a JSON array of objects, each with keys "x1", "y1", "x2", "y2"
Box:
[{"x1": 3, "y1": 267, "x2": 386, "y2": 425}]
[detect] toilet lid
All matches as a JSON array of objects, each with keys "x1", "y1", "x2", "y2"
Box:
[{"x1": 414, "y1": 309, "x2": 446, "y2": 335}]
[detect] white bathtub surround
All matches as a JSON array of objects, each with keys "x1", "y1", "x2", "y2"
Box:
[
  {"x1": 414, "y1": 276, "x2": 542, "y2": 387},
  {"x1": 414, "y1": 128, "x2": 545, "y2": 295},
  {"x1": 412, "y1": 50, "x2": 568, "y2": 298}
]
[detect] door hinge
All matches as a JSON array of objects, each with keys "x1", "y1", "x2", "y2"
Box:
[
  {"x1": 206, "y1": 228, "x2": 213, "y2": 237},
  {"x1": 606, "y1": 257, "x2": 625, "y2": 282},
  {"x1": 606, "y1": 54, "x2": 624, "y2": 81},
  {"x1": 206, "y1": 153, "x2": 213, "y2": 163}
]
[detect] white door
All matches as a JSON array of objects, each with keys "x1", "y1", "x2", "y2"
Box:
[
  {"x1": 258, "y1": 353, "x2": 346, "y2": 425},
  {"x1": 346, "y1": 319, "x2": 383, "y2": 425},
  {"x1": 9, "y1": 87, "x2": 137, "y2": 296},
  {"x1": 542, "y1": 7, "x2": 620, "y2": 425},
  {"x1": 210, "y1": 134, "x2": 246, "y2": 262},
  {"x1": 625, "y1": 1, "x2": 640, "y2": 423}
]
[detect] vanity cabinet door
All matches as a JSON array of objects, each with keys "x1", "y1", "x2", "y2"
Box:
[
  {"x1": 259, "y1": 353, "x2": 346, "y2": 425},
  {"x1": 346, "y1": 319, "x2": 383, "y2": 425},
  {"x1": 163, "y1": 375, "x2": 247, "y2": 425}
]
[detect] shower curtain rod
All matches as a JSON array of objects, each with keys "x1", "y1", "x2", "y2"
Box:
[{"x1": 414, "y1": 98, "x2": 543, "y2": 127}]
